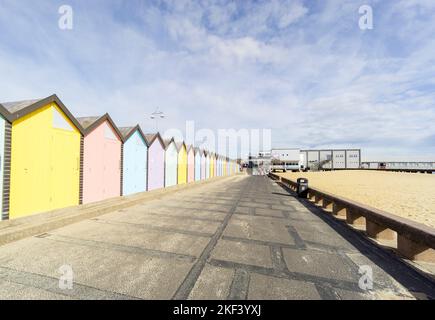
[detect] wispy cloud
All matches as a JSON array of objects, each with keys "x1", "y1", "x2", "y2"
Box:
[{"x1": 0, "y1": 0, "x2": 434, "y2": 160}]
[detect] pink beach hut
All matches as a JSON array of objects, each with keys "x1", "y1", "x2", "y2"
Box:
[
  {"x1": 77, "y1": 114, "x2": 122, "y2": 204},
  {"x1": 187, "y1": 145, "x2": 195, "y2": 183}
]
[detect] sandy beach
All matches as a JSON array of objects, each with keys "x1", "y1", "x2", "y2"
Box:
[{"x1": 278, "y1": 170, "x2": 435, "y2": 229}]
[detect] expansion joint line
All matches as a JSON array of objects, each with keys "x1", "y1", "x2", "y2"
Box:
[{"x1": 171, "y1": 177, "x2": 253, "y2": 300}]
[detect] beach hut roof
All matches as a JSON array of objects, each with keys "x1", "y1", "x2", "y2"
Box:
[
  {"x1": 163, "y1": 137, "x2": 175, "y2": 150},
  {"x1": 118, "y1": 125, "x2": 148, "y2": 145},
  {"x1": 119, "y1": 126, "x2": 134, "y2": 137},
  {"x1": 187, "y1": 144, "x2": 195, "y2": 153},
  {"x1": 175, "y1": 141, "x2": 186, "y2": 152},
  {"x1": 77, "y1": 116, "x2": 100, "y2": 129},
  {"x1": 0, "y1": 103, "x2": 11, "y2": 121},
  {"x1": 77, "y1": 113, "x2": 123, "y2": 140},
  {"x1": 144, "y1": 132, "x2": 165, "y2": 148},
  {"x1": 0, "y1": 94, "x2": 85, "y2": 134},
  {"x1": 144, "y1": 133, "x2": 156, "y2": 144},
  {"x1": 1, "y1": 99, "x2": 41, "y2": 114}
]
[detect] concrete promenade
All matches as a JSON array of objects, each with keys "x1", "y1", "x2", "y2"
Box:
[{"x1": 0, "y1": 175, "x2": 433, "y2": 299}]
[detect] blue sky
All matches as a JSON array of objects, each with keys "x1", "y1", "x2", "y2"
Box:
[{"x1": 0, "y1": 0, "x2": 435, "y2": 160}]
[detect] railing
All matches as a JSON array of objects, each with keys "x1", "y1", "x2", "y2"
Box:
[
  {"x1": 269, "y1": 173, "x2": 435, "y2": 264},
  {"x1": 360, "y1": 162, "x2": 435, "y2": 173}
]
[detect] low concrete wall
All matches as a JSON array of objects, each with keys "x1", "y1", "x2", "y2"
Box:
[
  {"x1": 0, "y1": 174, "x2": 242, "y2": 247},
  {"x1": 269, "y1": 173, "x2": 435, "y2": 264}
]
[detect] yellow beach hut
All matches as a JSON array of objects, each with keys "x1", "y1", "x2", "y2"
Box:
[
  {"x1": 2, "y1": 95, "x2": 84, "y2": 219},
  {"x1": 210, "y1": 152, "x2": 215, "y2": 178},
  {"x1": 176, "y1": 141, "x2": 187, "y2": 185}
]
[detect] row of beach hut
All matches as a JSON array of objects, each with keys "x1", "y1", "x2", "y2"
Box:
[{"x1": 0, "y1": 95, "x2": 240, "y2": 221}]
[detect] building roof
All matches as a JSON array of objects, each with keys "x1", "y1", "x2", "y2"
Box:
[
  {"x1": 118, "y1": 125, "x2": 148, "y2": 145},
  {"x1": 76, "y1": 113, "x2": 123, "y2": 140},
  {"x1": 143, "y1": 132, "x2": 165, "y2": 149},
  {"x1": 0, "y1": 94, "x2": 85, "y2": 134},
  {"x1": 175, "y1": 141, "x2": 186, "y2": 152},
  {"x1": 119, "y1": 126, "x2": 135, "y2": 138},
  {"x1": 186, "y1": 145, "x2": 193, "y2": 153},
  {"x1": 77, "y1": 116, "x2": 100, "y2": 129},
  {"x1": 163, "y1": 137, "x2": 175, "y2": 150},
  {"x1": 144, "y1": 133, "x2": 156, "y2": 144},
  {"x1": 1, "y1": 99, "x2": 41, "y2": 114},
  {"x1": 0, "y1": 103, "x2": 11, "y2": 121}
]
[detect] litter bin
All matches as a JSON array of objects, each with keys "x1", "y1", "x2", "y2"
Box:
[{"x1": 297, "y1": 178, "x2": 308, "y2": 198}]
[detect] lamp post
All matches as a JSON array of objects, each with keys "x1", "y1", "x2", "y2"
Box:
[{"x1": 150, "y1": 108, "x2": 165, "y2": 131}]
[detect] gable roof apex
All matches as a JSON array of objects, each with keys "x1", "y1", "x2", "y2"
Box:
[
  {"x1": 0, "y1": 94, "x2": 84, "y2": 135},
  {"x1": 163, "y1": 137, "x2": 175, "y2": 150},
  {"x1": 118, "y1": 124, "x2": 148, "y2": 145},
  {"x1": 145, "y1": 132, "x2": 165, "y2": 148},
  {"x1": 76, "y1": 113, "x2": 123, "y2": 140}
]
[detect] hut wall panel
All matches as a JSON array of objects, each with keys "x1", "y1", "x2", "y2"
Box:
[
  {"x1": 165, "y1": 143, "x2": 178, "y2": 187},
  {"x1": 177, "y1": 145, "x2": 187, "y2": 185},
  {"x1": 82, "y1": 120, "x2": 121, "y2": 204},
  {"x1": 9, "y1": 103, "x2": 81, "y2": 219},
  {"x1": 147, "y1": 139, "x2": 165, "y2": 191},
  {"x1": 122, "y1": 130, "x2": 147, "y2": 196},
  {"x1": 195, "y1": 152, "x2": 201, "y2": 181},
  {"x1": 210, "y1": 156, "x2": 214, "y2": 178},
  {"x1": 187, "y1": 149, "x2": 195, "y2": 183},
  {"x1": 201, "y1": 154, "x2": 206, "y2": 180},
  {"x1": 205, "y1": 156, "x2": 210, "y2": 179}
]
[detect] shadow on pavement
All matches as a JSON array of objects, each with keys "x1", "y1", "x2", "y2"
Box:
[{"x1": 276, "y1": 181, "x2": 435, "y2": 300}]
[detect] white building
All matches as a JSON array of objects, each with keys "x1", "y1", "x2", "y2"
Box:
[
  {"x1": 248, "y1": 148, "x2": 362, "y2": 172},
  {"x1": 300, "y1": 149, "x2": 361, "y2": 170}
]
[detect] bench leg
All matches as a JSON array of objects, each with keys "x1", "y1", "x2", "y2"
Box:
[
  {"x1": 366, "y1": 220, "x2": 396, "y2": 241},
  {"x1": 332, "y1": 203, "x2": 347, "y2": 218},
  {"x1": 346, "y1": 208, "x2": 366, "y2": 227},
  {"x1": 397, "y1": 235, "x2": 435, "y2": 263}
]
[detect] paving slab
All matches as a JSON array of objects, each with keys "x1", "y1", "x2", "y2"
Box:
[
  {"x1": 248, "y1": 273, "x2": 321, "y2": 300},
  {"x1": 282, "y1": 247, "x2": 358, "y2": 282},
  {"x1": 0, "y1": 280, "x2": 72, "y2": 300},
  {"x1": 345, "y1": 252, "x2": 419, "y2": 299},
  {"x1": 211, "y1": 239, "x2": 273, "y2": 268},
  {"x1": 288, "y1": 219, "x2": 357, "y2": 251},
  {"x1": 238, "y1": 202, "x2": 270, "y2": 209},
  {"x1": 254, "y1": 208, "x2": 286, "y2": 218},
  {"x1": 188, "y1": 264, "x2": 234, "y2": 300},
  {"x1": 224, "y1": 215, "x2": 295, "y2": 245},
  {"x1": 234, "y1": 206, "x2": 252, "y2": 214}
]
